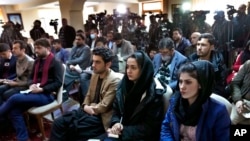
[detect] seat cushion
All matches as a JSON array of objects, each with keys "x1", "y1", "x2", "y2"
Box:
[{"x1": 28, "y1": 100, "x2": 59, "y2": 114}]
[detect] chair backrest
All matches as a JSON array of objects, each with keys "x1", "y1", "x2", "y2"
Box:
[
  {"x1": 210, "y1": 93, "x2": 232, "y2": 116},
  {"x1": 57, "y1": 64, "x2": 66, "y2": 104},
  {"x1": 153, "y1": 78, "x2": 173, "y2": 114},
  {"x1": 163, "y1": 84, "x2": 173, "y2": 114}
]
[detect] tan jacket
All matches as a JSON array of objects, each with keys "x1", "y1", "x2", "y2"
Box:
[
  {"x1": 15, "y1": 54, "x2": 34, "y2": 87},
  {"x1": 83, "y1": 69, "x2": 121, "y2": 130}
]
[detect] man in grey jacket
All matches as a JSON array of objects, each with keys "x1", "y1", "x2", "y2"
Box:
[
  {"x1": 112, "y1": 32, "x2": 134, "y2": 73},
  {"x1": 64, "y1": 33, "x2": 91, "y2": 101}
]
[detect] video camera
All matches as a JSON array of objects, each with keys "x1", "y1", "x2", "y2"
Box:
[
  {"x1": 89, "y1": 10, "x2": 107, "y2": 31},
  {"x1": 49, "y1": 19, "x2": 58, "y2": 34},
  {"x1": 227, "y1": 4, "x2": 238, "y2": 20},
  {"x1": 190, "y1": 10, "x2": 210, "y2": 22}
]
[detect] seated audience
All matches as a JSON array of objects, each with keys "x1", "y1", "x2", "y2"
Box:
[
  {"x1": 153, "y1": 37, "x2": 187, "y2": 90},
  {"x1": 52, "y1": 39, "x2": 69, "y2": 64},
  {"x1": 184, "y1": 32, "x2": 201, "y2": 57},
  {"x1": 112, "y1": 32, "x2": 134, "y2": 73},
  {"x1": 63, "y1": 33, "x2": 91, "y2": 101},
  {"x1": 99, "y1": 51, "x2": 165, "y2": 141},
  {"x1": 49, "y1": 47, "x2": 121, "y2": 141},
  {"x1": 160, "y1": 61, "x2": 230, "y2": 141},
  {"x1": 0, "y1": 38, "x2": 64, "y2": 141},
  {"x1": 0, "y1": 40, "x2": 34, "y2": 105},
  {"x1": 95, "y1": 37, "x2": 119, "y2": 72},
  {"x1": 230, "y1": 60, "x2": 250, "y2": 124},
  {"x1": 0, "y1": 43, "x2": 17, "y2": 80},
  {"x1": 77, "y1": 37, "x2": 119, "y2": 103},
  {"x1": 172, "y1": 28, "x2": 191, "y2": 55},
  {"x1": 188, "y1": 33, "x2": 228, "y2": 98},
  {"x1": 148, "y1": 47, "x2": 158, "y2": 61}
]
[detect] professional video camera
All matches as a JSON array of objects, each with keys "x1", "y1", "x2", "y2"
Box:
[
  {"x1": 227, "y1": 5, "x2": 238, "y2": 20},
  {"x1": 190, "y1": 10, "x2": 210, "y2": 21},
  {"x1": 49, "y1": 19, "x2": 58, "y2": 34},
  {"x1": 95, "y1": 10, "x2": 107, "y2": 31}
]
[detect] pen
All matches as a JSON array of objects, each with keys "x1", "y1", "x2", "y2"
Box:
[{"x1": 119, "y1": 116, "x2": 123, "y2": 124}]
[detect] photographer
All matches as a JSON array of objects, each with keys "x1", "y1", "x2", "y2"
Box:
[{"x1": 58, "y1": 18, "x2": 76, "y2": 48}]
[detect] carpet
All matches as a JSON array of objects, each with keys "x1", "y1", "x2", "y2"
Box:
[
  {"x1": 0, "y1": 98, "x2": 80, "y2": 141},
  {"x1": 0, "y1": 117, "x2": 52, "y2": 141}
]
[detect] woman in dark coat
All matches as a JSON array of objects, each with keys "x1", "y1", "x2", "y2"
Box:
[
  {"x1": 160, "y1": 60, "x2": 230, "y2": 141},
  {"x1": 102, "y1": 51, "x2": 165, "y2": 141}
]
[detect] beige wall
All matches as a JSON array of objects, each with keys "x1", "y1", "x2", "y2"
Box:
[{"x1": 95, "y1": 2, "x2": 139, "y2": 14}]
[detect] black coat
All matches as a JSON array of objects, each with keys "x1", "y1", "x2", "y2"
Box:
[{"x1": 110, "y1": 80, "x2": 165, "y2": 141}]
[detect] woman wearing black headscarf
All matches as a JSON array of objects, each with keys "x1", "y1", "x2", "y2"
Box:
[
  {"x1": 103, "y1": 51, "x2": 165, "y2": 141},
  {"x1": 160, "y1": 60, "x2": 230, "y2": 141}
]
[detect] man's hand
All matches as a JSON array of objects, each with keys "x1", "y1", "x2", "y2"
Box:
[
  {"x1": 83, "y1": 105, "x2": 96, "y2": 115},
  {"x1": 69, "y1": 65, "x2": 76, "y2": 71},
  {"x1": 29, "y1": 84, "x2": 43, "y2": 93},
  {"x1": 236, "y1": 100, "x2": 244, "y2": 114},
  {"x1": 3, "y1": 80, "x2": 18, "y2": 87}
]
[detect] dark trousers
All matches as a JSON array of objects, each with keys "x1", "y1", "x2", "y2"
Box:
[
  {"x1": 0, "y1": 93, "x2": 54, "y2": 141},
  {"x1": 0, "y1": 84, "x2": 23, "y2": 105},
  {"x1": 49, "y1": 108, "x2": 105, "y2": 141}
]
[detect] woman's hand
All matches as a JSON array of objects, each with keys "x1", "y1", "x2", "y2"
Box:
[{"x1": 107, "y1": 123, "x2": 123, "y2": 135}]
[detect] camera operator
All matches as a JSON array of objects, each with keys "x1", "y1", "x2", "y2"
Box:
[
  {"x1": 212, "y1": 11, "x2": 231, "y2": 67},
  {"x1": 84, "y1": 15, "x2": 97, "y2": 37},
  {"x1": 58, "y1": 18, "x2": 76, "y2": 48},
  {"x1": 231, "y1": 4, "x2": 249, "y2": 48},
  {"x1": 102, "y1": 16, "x2": 117, "y2": 37},
  {"x1": 212, "y1": 11, "x2": 229, "y2": 52},
  {"x1": 148, "y1": 15, "x2": 159, "y2": 46},
  {"x1": 190, "y1": 11, "x2": 212, "y2": 36}
]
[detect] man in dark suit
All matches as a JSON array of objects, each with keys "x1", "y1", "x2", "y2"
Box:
[
  {"x1": 58, "y1": 18, "x2": 76, "y2": 48},
  {"x1": 0, "y1": 43, "x2": 17, "y2": 81}
]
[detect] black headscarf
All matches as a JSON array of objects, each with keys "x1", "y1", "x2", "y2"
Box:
[
  {"x1": 119, "y1": 51, "x2": 154, "y2": 124},
  {"x1": 174, "y1": 60, "x2": 215, "y2": 126}
]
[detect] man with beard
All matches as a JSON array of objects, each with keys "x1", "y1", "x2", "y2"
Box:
[
  {"x1": 153, "y1": 37, "x2": 187, "y2": 90},
  {"x1": 0, "y1": 38, "x2": 64, "y2": 141},
  {"x1": 112, "y1": 32, "x2": 134, "y2": 73},
  {"x1": 49, "y1": 47, "x2": 121, "y2": 141},
  {"x1": 188, "y1": 33, "x2": 228, "y2": 98},
  {"x1": 63, "y1": 33, "x2": 91, "y2": 101},
  {"x1": 172, "y1": 28, "x2": 191, "y2": 55}
]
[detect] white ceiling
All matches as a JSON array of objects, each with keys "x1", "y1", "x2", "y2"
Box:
[
  {"x1": 0, "y1": 0, "x2": 33, "y2": 5},
  {"x1": 0, "y1": 0, "x2": 139, "y2": 5}
]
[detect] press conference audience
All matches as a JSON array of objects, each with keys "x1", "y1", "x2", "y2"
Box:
[{"x1": 0, "y1": 38, "x2": 64, "y2": 141}]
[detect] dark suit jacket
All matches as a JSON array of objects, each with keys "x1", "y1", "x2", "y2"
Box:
[
  {"x1": 0, "y1": 55, "x2": 17, "y2": 80},
  {"x1": 29, "y1": 57, "x2": 63, "y2": 94},
  {"x1": 59, "y1": 25, "x2": 76, "y2": 48}
]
